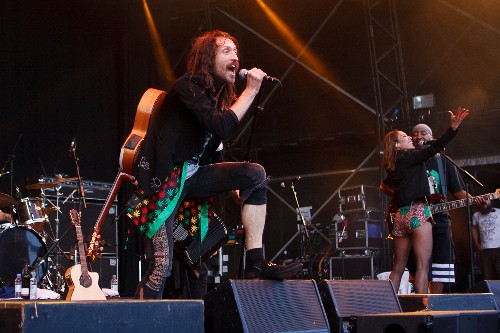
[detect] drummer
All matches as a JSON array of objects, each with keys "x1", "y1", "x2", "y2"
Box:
[{"x1": 0, "y1": 210, "x2": 12, "y2": 223}]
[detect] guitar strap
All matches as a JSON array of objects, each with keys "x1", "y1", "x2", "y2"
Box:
[{"x1": 436, "y1": 154, "x2": 448, "y2": 213}]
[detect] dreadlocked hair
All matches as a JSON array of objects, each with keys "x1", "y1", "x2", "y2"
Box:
[
  {"x1": 382, "y1": 130, "x2": 400, "y2": 172},
  {"x1": 187, "y1": 30, "x2": 238, "y2": 110}
]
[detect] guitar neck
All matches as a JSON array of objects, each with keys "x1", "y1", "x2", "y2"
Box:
[
  {"x1": 75, "y1": 225, "x2": 89, "y2": 275},
  {"x1": 93, "y1": 172, "x2": 134, "y2": 233},
  {"x1": 87, "y1": 171, "x2": 134, "y2": 263},
  {"x1": 431, "y1": 192, "x2": 496, "y2": 214}
]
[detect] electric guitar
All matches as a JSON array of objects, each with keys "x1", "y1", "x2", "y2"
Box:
[
  {"x1": 65, "y1": 209, "x2": 106, "y2": 300},
  {"x1": 386, "y1": 189, "x2": 500, "y2": 233},
  {"x1": 87, "y1": 88, "x2": 166, "y2": 262}
]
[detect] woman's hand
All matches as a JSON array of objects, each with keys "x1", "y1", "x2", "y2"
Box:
[{"x1": 449, "y1": 107, "x2": 469, "y2": 130}]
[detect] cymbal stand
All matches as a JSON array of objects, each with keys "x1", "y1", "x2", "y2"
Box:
[
  {"x1": 0, "y1": 134, "x2": 22, "y2": 196},
  {"x1": 36, "y1": 186, "x2": 73, "y2": 294}
]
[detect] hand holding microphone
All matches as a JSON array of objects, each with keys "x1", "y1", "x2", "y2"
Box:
[
  {"x1": 239, "y1": 68, "x2": 281, "y2": 83},
  {"x1": 417, "y1": 139, "x2": 437, "y2": 148}
]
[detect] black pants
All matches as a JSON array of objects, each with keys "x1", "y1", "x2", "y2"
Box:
[{"x1": 136, "y1": 162, "x2": 267, "y2": 299}]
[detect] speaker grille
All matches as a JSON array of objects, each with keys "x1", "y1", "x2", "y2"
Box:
[
  {"x1": 222, "y1": 280, "x2": 329, "y2": 333},
  {"x1": 232, "y1": 280, "x2": 328, "y2": 333},
  {"x1": 321, "y1": 280, "x2": 401, "y2": 317}
]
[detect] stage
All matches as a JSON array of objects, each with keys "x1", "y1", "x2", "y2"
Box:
[{"x1": 3, "y1": 279, "x2": 500, "y2": 333}]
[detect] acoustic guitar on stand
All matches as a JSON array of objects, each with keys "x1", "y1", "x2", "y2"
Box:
[{"x1": 65, "y1": 208, "x2": 106, "y2": 300}]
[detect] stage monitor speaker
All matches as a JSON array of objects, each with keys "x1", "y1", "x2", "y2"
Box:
[
  {"x1": 44, "y1": 200, "x2": 118, "y2": 256},
  {"x1": 355, "y1": 310, "x2": 499, "y2": 333},
  {"x1": 467, "y1": 280, "x2": 500, "y2": 310},
  {"x1": 317, "y1": 279, "x2": 401, "y2": 333},
  {"x1": 204, "y1": 279, "x2": 330, "y2": 333},
  {"x1": 398, "y1": 293, "x2": 497, "y2": 312},
  {"x1": 0, "y1": 299, "x2": 203, "y2": 333}
]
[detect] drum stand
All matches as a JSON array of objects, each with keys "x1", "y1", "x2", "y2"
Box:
[{"x1": 35, "y1": 187, "x2": 75, "y2": 294}]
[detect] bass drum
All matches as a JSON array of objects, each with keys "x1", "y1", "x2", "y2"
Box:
[{"x1": 0, "y1": 225, "x2": 47, "y2": 286}]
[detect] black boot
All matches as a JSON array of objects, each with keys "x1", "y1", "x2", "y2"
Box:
[{"x1": 244, "y1": 259, "x2": 303, "y2": 280}]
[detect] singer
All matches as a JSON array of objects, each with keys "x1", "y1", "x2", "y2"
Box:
[
  {"x1": 382, "y1": 107, "x2": 469, "y2": 294},
  {"x1": 129, "y1": 30, "x2": 301, "y2": 299}
]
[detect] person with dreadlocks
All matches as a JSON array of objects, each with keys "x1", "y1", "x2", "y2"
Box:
[
  {"x1": 382, "y1": 107, "x2": 469, "y2": 294},
  {"x1": 129, "y1": 30, "x2": 302, "y2": 299}
]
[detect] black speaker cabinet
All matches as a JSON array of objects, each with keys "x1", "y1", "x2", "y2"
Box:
[
  {"x1": 317, "y1": 279, "x2": 401, "y2": 333},
  {"x1": 44, "y1": 200, "x2": 118, "y2": 256},
  {"x1": 90, "y1": 254, "x2": 119, "y2": 289},
  {"x1": 204, "y1": 279, "x2": 330, "y2": 333},
  {"x1": 398, "y1": 293, "x2": 497, "y2": 312},
  {"x1": 355, "y1": 310, "x2": 499, "y2": 333},
  {"x1": 468, "y1": 280, "x2": 500, "y2": 310},
  {"x1": 0, "y1": 299, "x2": 203, "y2": 332}
]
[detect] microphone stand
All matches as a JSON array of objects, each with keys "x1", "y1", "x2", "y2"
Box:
[
  {"x1": 70, "y1": 142, "x2": 86, "y2": 210},
  {"x1": 439, "y1": 150, "x2": 483, "y2": 288},
  {"x1": 238, "y1": 84, "x2": 263, "y2": 278},
  {"x1": 290, "y1": 180, "x2": 311, "y2": 263},
  {"x1": 270, "y1": 179, "x2": 333, "y2": 265},
  {"x1": 1, "y1": 134, "x2": 22, "y2": 196}
]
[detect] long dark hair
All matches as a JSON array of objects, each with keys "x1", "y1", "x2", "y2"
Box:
[
  {"x1": 383, "y1": 130, "x2": 400, "y2": 171},
  {"x1": 187, "y1": 30, "x2": 237, "y2": 110}
]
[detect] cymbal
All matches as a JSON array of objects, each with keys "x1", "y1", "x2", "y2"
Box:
[
  {"x1": 26, "y1": 177, "x2": 79, "y2": 190},
  {"x1": 0, "y1": 192, "x2": 16, "y2": 209}
]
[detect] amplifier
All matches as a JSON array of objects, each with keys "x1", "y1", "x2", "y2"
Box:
[
  {"x1": 338, "y1": 185, "x2": 380, "y2": 213},
  {"x1": 37, "y1": 176, "x2": 116, "y2": 202},
  {"x1": 329, "y1": 254, "x2": 378, "y2": 280},
  {"x1": 336, "y1": 219, "x2": 383, "y2": 250}
]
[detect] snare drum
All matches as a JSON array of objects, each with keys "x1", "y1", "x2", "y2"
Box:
[{"x1": 14, "y1": 197, "x2": 48, "y2": 233}]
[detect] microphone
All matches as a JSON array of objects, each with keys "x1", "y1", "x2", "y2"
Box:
[
  {"x1": 280, "y1": 176, "x2": 301, "y2": 188},
  {"x1": 239, "y1": 69, "x2": 280, "y2": 83},
  {"x1": 417, "y1": 139, "x2": 436, "y2": 148},
  {"x1": 15, "y1": 185, "x2": 22, "y2": 199},
  {"x1": 0, "y1": 171, "x2": 10, "y2": 178},
  {"x1": 69, "y1": 138, "x2": 76, "y2": 152}
]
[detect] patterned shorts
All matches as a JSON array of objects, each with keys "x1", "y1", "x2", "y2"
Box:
[{"x1": 392, "y1": 202, "x2": 431, "y2": 237}]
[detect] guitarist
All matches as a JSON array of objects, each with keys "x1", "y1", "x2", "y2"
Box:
[
  {"x1": 129, "y1": 30, "x2": 301, "y2": 299},
  {"x1": 382, "y1": 108, "x2": 469, "y2": 294},
  {"x1": 381, "y1": 122, "x2": 486, "y2": 294}
]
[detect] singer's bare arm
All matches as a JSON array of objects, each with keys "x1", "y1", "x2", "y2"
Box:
[{"x1": 230, "y1": 67, "x2": 266, "y2": 120}]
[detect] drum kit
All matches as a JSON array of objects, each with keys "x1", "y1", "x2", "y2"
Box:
[{"x1": 0, "y1": 176, "x2": 78, "y2": 295}]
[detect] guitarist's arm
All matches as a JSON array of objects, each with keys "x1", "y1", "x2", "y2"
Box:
[{"x1": 380, "y1": 182, "x2": 394, "y2": 197}]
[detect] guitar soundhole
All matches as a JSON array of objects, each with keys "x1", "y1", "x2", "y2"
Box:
[
  {"x1": 124, "y1": 134, "x2": 142, "y2": 150},
  {"x1": 80, "y1": 274, "x2": 93, "y2": 288}
]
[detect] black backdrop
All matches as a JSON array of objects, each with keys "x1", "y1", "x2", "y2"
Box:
[{"x1": 1, "y1": 0, "x2": 499, "y2": 295}]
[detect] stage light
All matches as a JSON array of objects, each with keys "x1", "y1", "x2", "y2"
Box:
[
  {"x1": 142, "y1": 0, "x2": 175, "y2": 84},
  {"x1": 256, "y1": 0, "x2": 329, "y2": 77},
  {"x1": 412, "y1": 93, "x2": 434, "y2": 110}
]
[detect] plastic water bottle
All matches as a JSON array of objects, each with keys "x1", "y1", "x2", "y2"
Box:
[
  {"x1": 21, "y1": 265, "x2": 30, "y2": 299},
  {"x1": 29, "y1": 272, "x2": 37, "y2": 300},
  {"x1": 111, "y1": 274, "x2": 118, "y2": 292},
  {"x1": 14, "y1": 274, "x2": 22, "y2": 298}
]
